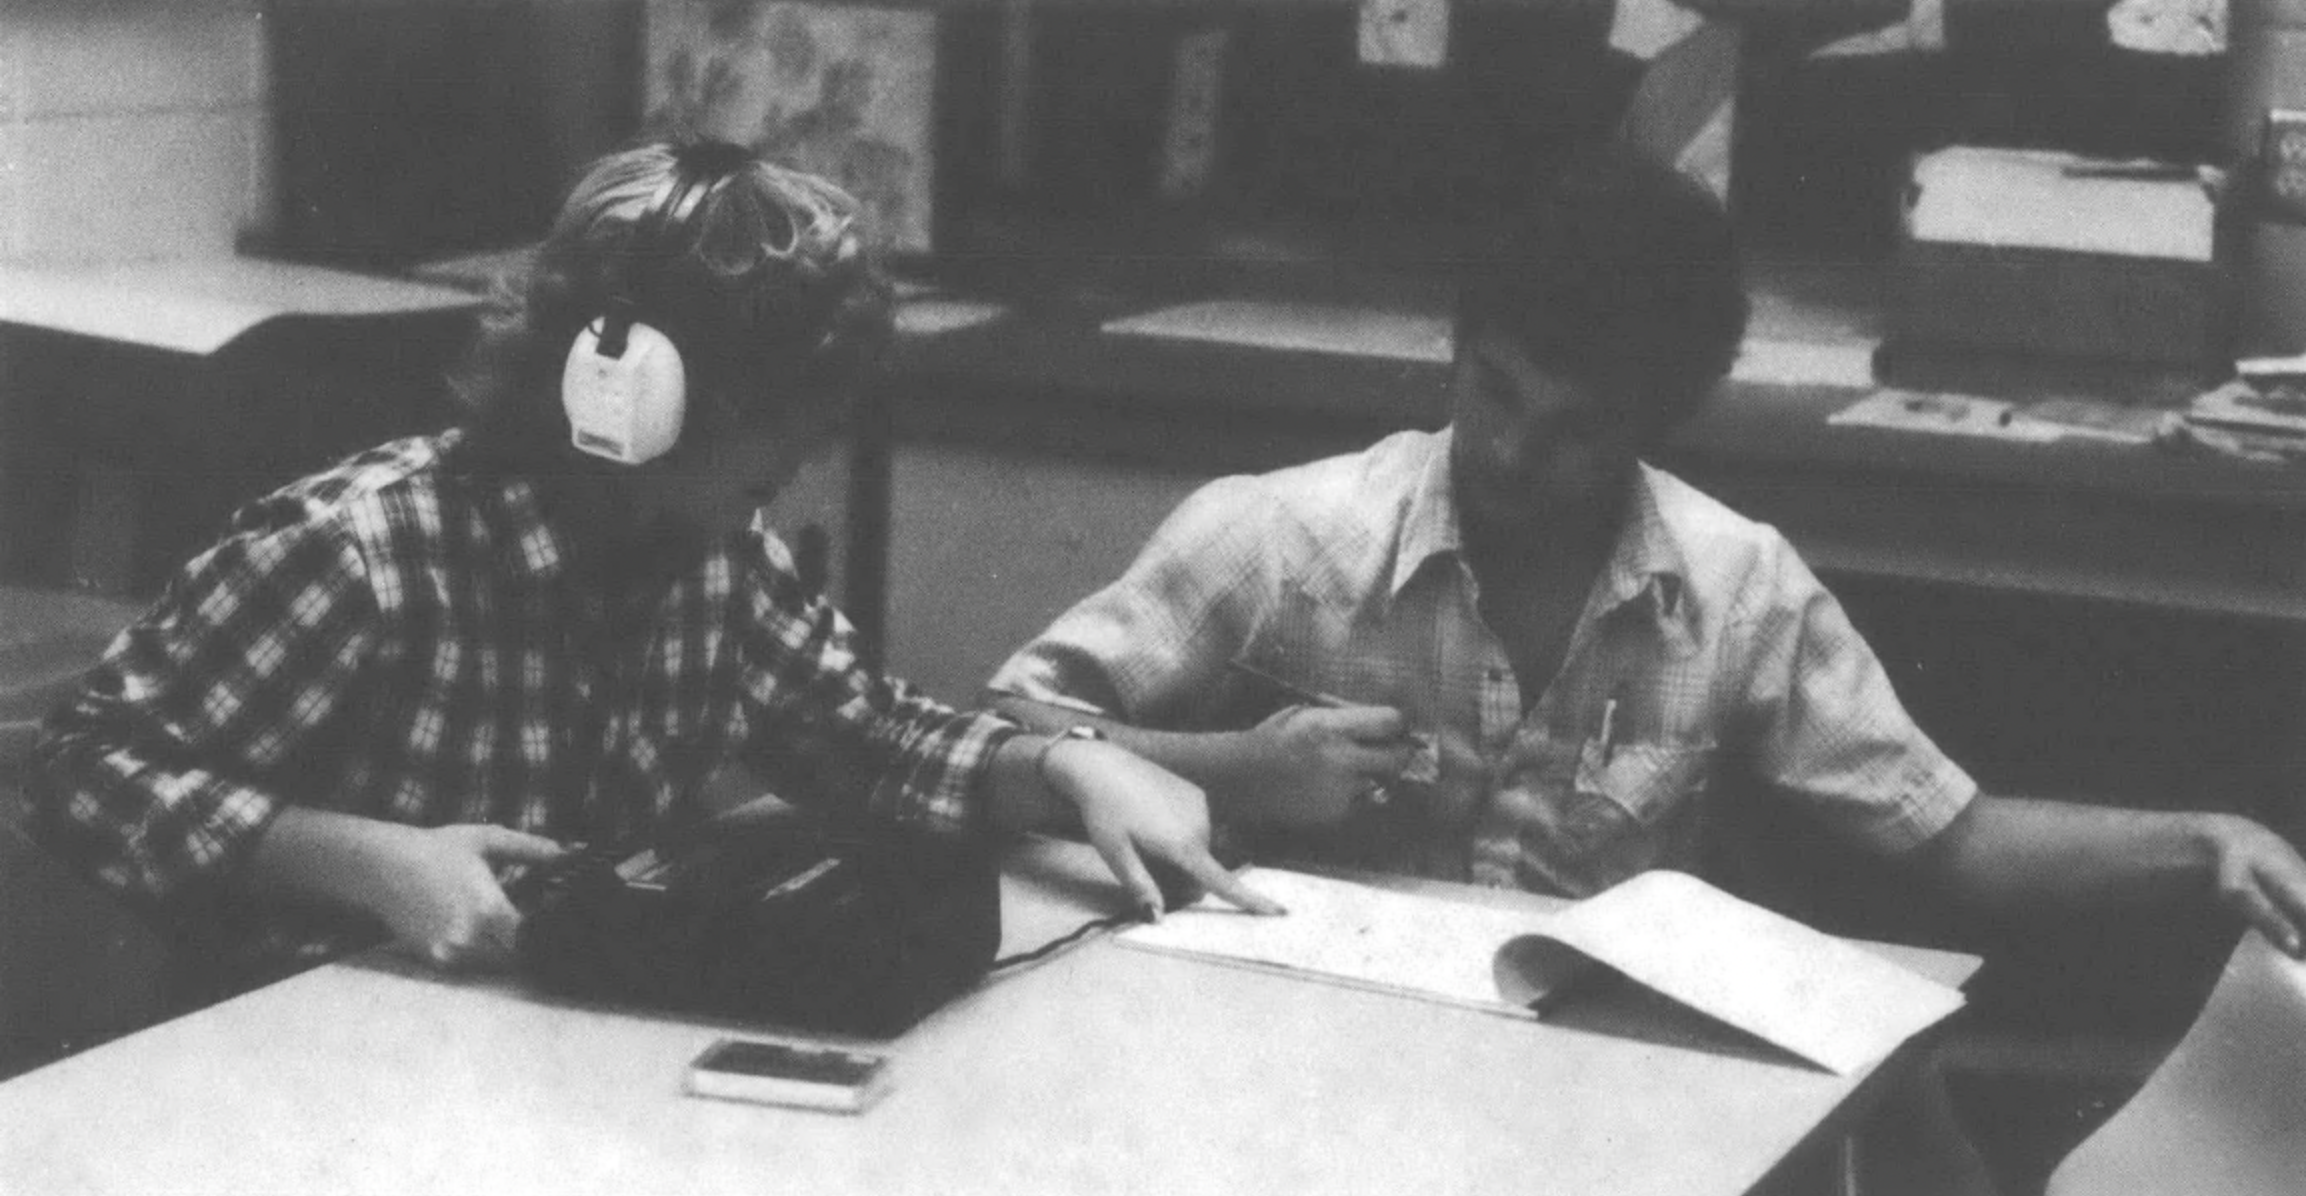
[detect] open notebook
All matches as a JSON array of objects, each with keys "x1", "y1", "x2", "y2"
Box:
[{"x1": 1118, "y1": 868, "x2": 1965, "y2": 1075}]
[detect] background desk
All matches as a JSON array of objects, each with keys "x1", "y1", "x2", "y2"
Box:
[{"x1": 0, "y1": 837, "x2": 1977, "y2": 1196}]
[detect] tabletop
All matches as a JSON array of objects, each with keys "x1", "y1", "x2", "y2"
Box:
[{"x1": 0, "y1": 836, "x2": 1980, "y2": 1196}]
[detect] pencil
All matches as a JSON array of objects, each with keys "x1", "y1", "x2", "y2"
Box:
[
  {"x1": 1224, "y1": 659, "x2": 1347, "y2": 708},
  {"x1": 1225, "y1": 659, "x2": 1436, "y2": 801}
]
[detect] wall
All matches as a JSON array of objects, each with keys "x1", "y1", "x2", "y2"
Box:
[
  {"x1": 269, "y1": 0, "x2": 643, "y2": 268},
  {"x1": 0, "y1": 0, "x2": 270, "y2": 266},
  {"x1": 883, "y1": 441, "x2": 1208, "y2": 706}
]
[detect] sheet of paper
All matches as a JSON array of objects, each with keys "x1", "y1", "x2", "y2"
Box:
[
  {"x1": 1102, "y1": 300, "x2": 1453, "y2": 364},
  {"x1": 2017, "y1": 397, "x2": 2168, "y2": 445},
  {"x1": 1125, "y1": 868, "x2": 1963, "y2": 1073},
  {"x1": 2105, "y1": 0, "x2": 2225, "y2": 55},
  {"x1": 1610, "y1": 0, "x2": 1705, "y2": 60},
  {"x1": 2047, "y1": 933, "x2": 2306, "y2": 1195},
  {"x1": 1906, "y1": 146, "x2": 2214, "y2": 263},
  {"x1": 1813, "y1": 0, "x2": 1945, "y2": 57},
  {"x1": 1498, "y1": 871, "x2": 1964, "y2": 1074},
  {"x1": 896, "y1": 297, "x2": 1010, "y2": 337},
  {"x1": 1617, "y1": 19, "x2": 1740, "y2": 199},
  {"x1": 0, "y1": 259, "x2": 481, "y2": 355},
  {"x1": 1117, "y1": 868, "x2": 1546, "y2": 1017},
  {"x1": 1814, "y1": 22, "x2": 1916, "y2": 56},
  {"x1": 1829, "y1": 389, "x2": 2064, "y2": 442},
  {"x1": 1733, "y1": 338, "x2": 1878, "y2": 389},
  {"x1": 1358, "y1": 0, "x2": 1449, "y2": 68}
]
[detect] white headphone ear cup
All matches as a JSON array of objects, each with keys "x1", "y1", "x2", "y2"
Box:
[{"x1": 561, "y1": 320, "x2": 688, "y2": 465}]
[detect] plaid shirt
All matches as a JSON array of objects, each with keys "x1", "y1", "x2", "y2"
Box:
[
  {"x1": 33, "y1": 432, "x2": 1012, "y2": 976},
  {"x1": 991, "y1": 429, "x2": 1974, "y2": 895}
]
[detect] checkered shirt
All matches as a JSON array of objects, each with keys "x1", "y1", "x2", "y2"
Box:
[
  {"x1": 33, "y1": 432, "x2": 1013, "y2": 975},
  {"x1": 990, "y1": 428, "x2": 1975, "y2": 895}
]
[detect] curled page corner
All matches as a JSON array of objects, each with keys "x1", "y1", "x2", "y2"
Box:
[
  {"x1": 1493, "y1": 934, "x2": 1599, "y2": 1012},
  {"x1": 1500, "y1": 870, "x2": 1966, "y2": 1074}
]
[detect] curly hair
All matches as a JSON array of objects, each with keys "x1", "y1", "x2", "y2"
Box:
[
  {"x1": 450, "y1": 140, "x2": 894, "y2": 471},
  {"x1": 1454, "y1": 146, "x2": 1748, "y2": 428}
]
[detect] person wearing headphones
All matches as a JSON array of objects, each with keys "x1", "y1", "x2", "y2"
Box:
[{"x1": 30, "y1": 140, "x2": 1277, "y2": 998}]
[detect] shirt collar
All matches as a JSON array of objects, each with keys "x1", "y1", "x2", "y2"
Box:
[
  {"x1": 1394, "y1": 439, "x2": 1697, "y2": 654},
  {"x1": 508, "y1": 480, "x2": 576, "y2": 582},
  {"x1": 469, "y1": 470, "x2": 573, "y2": 585},
  {"x1": 1598, "y1": 464, "x2": 1697, "y2": 655},
  {"x1": 1391, "y1": 430, "x2": 1462, "y2": 599}
]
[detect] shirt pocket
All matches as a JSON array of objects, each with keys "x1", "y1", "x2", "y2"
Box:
[
  {"x1": 1503, "y1": 734, "x2": 1717, "y2": 896},
  {"x1": 1573, "y1": 736, "x2": 1714, "y2": 828}
]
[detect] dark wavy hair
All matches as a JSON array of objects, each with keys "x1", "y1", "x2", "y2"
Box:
[
  {"x1": 1455, "y1": 146, "x2": 1748, "y2": 427},
  {"x1": 450, "y1": 140, "x2": 895, "y2": 471}
]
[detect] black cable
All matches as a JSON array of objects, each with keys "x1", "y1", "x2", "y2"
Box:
[{"x1": 989, "y1": 913, "x2": 1140, "y2": 972}]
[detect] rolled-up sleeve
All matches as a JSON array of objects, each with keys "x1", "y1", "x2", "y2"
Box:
[
  {"x1": 987, "y1": 475, "x2": 1278, "y2": 726},
  {"x1": 734, "y1": 530, "x2": 1017, "y2": 834},
  {"x1": 1736, "y1": 535, "x2": 1976, "y2": 853}
]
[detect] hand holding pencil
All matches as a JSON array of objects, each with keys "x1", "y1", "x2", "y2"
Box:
[{"x1": 1225, "y1": 660, "x2": 1436, "y2": 823}]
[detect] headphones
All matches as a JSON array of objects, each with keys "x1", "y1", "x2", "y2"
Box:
[{"x1": 560, "y1": 148, "x2": 742, "y2": 466}]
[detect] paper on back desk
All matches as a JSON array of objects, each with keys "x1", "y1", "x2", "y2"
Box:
[
  {"x1": 1905, "y1": 146, "x2": 2214, "y2": 263},
  {"x1": 1120, "y1": 868, "x2": 1964, "y2": 1073},
  {"x1": 2046, "y1": 932, "x2": 2306, "y2": 1196}
]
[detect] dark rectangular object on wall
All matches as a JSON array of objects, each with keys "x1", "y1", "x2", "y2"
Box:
[{"x1": 268, "y1": 0, "x2": 645, "y2": 270}]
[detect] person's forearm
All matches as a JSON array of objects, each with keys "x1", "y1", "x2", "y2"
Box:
[
  {"x1": 984, "y1": 732, "x2": 1067, "y2": 832},
  {"x1": 242, "y1": 805, "x2": 411, "y2": 914},
  {"x1": 1918, "y1": 795, "x2": 2234, "y2": 912},
  {"x1": 989, "y1": 696, "x2": 1264, "y2": 813},
  {"x1": 243, "y1": 805, "x2": 565, "y2": 968}
]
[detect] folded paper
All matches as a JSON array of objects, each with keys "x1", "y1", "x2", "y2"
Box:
[{"x1": 1120, "y1": 867, "x2": 1965, "y2": 1074}]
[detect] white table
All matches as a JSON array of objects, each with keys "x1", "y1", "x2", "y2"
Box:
[{"x1": 0, "y1": 837, "x2": 1979, "y2": 1196}]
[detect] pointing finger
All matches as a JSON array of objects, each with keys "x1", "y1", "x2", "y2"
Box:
[
  {"x1": 1159, "y1": 842, "x2": 1285, "y2": 916},
  {"x1": 1085, "y1": 826, "x2": 1165, "y2": 920},
  {"x1": 475, "y1": 825, "x2": 571, "y2": 864}
]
